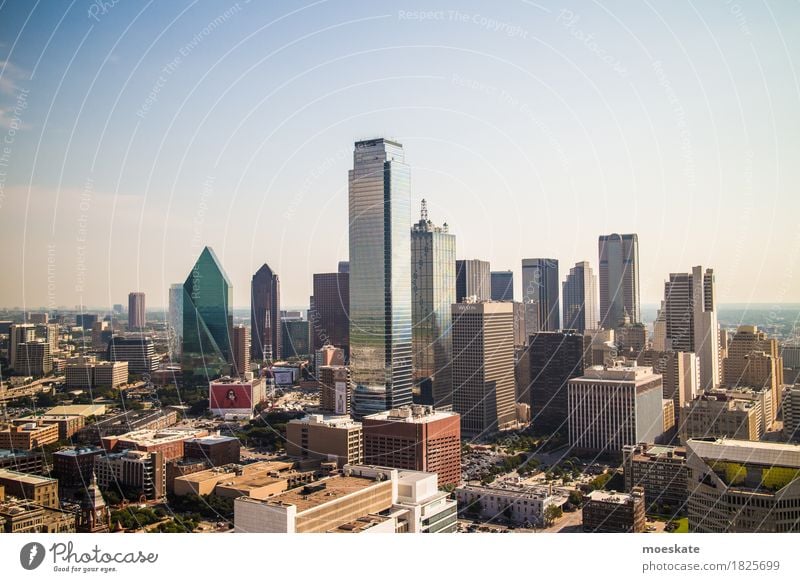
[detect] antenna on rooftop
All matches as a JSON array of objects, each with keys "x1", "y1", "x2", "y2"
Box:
[{"x1": 420, "y1": 198, "x2": 428, "y2": 222}]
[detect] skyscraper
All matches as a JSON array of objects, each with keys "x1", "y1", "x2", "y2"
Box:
[
  {"x1": 411, "y1": 199, "x2": 456, "y2": 407},
  {"x1": 663, "y1": 266, "x2": 720, "y2": 389},
  {"x1": 310, "y1": 271, "x2": 349, "y2": 358},
  {"x1": 251, "y1": 263, "x2": 281, "y2": 363},
  {"x1": 348, "y1": 138, "x2": 412, "y2": 410},
  {"x1": 168, "y1": 283, "x2": 183, "y2": 360},
  {"x1": 521, "y1": 258, "x2": 560, "y2": 332},
  {"x1": 598, "y1": 233, "x2": 640, "y2": 327},
  {"x1": 181, "y1": 246, "x2": 233, "y2": 378},
  {"x1": 562, "y1": 261, "x2": 598, "y2": 332},
  {"x1": 455, "y1": 259, "x2": 491, "y2": 302},
  {"x1": 524, "y1": 330, "x2": 585, "y2": 434},
  {"x1": 232, "y1": 324, "x2": 250, "y2": 377},
  {"x1": 451, "y1": 301, "x2": 516, "y2": 437},
  {"x1": 8, "y1": 324, "x2": 35, "y2": 372},
  {"x1": 490, "y1": 270, "x2": 514, "y2": 301},
  {"x1": 128, "y1": 292, "x2": 146, "y2": 330}
]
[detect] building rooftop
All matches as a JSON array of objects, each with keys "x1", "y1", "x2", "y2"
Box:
[
  {"x1": 687, "y1": 438, "x2": 800, "y2": 469},
  {"x1": 256, "y1": 474, "x2": 384, "y2": 513},
  {"x1": 586, "y1": 490, "x2": 634, "y2": 505},
  {"x1": 0, "y1": 449, "x2": 40, "y2": 459},
  {"x1": 113, "y1": 428, "x2": 204, "y2": 446},
  {"x1": 0, "y1": 469, "x2": 57, "y2": 485},
  {"x1": 45, "y1": 404, "x2": 106, "y2": 417},
  {"x1": 291, "y1": 415, "x2": 362, "y2": 429},
  {"x1": 457, "y1": 482, "x2": 555, "y2": 500},
  {"x1": 363, "y1": 405, "x2": 458, "y2": 424},
  {"x1": 52, "y1": 446, "x2": 104, "y2": 457},
  {"x1": 576, "y1": 364, "x2": 659, "y2": 383},
  {"x1": 185, "y1": 434, "x2": 240, "y2": 446}
]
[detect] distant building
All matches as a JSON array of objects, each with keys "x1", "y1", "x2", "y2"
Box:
[
  {"x1": 363, "y1": 405, "x2": 461, "y2": 487},
  {"x1": 455, "y1": 259, "x2": 491, "y2": 302},
  {"x1": 451, "y1": 301, "x2": 516, "y2": 437},
  {"x1": 102, "y1": 428, "x2": 206, "y2": 462},
  {"x1": 598, "y1": 233, "x2": 640, "y2": 327},
  {"x1": 0, "y1": 449, "x2": 44, "y2": 474},
  {"x1": 27, "y1": 312, "x2": 48, "y2": 325},
  {"x1": 521, "y1": 258, "x2": 560, "y2": 332},
  {"x1": 128, "y1": 292, "x2": 146, "y2": 330},
  {"x1": 562, "y1": 261, "x2": 597, "y2": 332},
  {"x1": 0, "y1": 500, "x2": 76, "y2": 533},
  {"x1": 0, "y1": 423, "x2": 59, "y2": 450},
  {"x1": 231, "y1": 324, "x2": 251, "y2": 377},
  {"x1": 251, "y1": 263, "x2": 281, "y2": 362},
  {"x1": 638, "y1": 350, "x2": 699, "y2": 427},
  {"x1": 723, "y1": 325, "x2": 783, "y2": 422},
  {"x1": 282, "y1": 319, "x2": 310, "y2": 358},
  {"x1": 310, "y1": 271, "x2": 349, "y2": 359},
  {"x1": 686, "y1": 438, "x2": 800, "y2": 532},
  {"x1": 13, "y1": 341, "x2": 52, "y2": 376},
  {"x1": 286, "y1": 415, "x2": 364, "y2": 468},
  {"x1": 582, "y1": 487, "x2": 645, "y2": 533},
  {"x1": 567, "y1": 364, "x2": 664, "y2": 454},
  {"x1": 208, "y1": 376, "x2": 267, "y2": 420},
  {"x1": 680, "y1": 392, "x2": 762, "y2": 443},
  {"x1": 783, "y1": 385, "x2": 800, "y2": 442},
  {"x1": 65, "y1": 357, "x2": 127, "y2": 389},
  {"x1": 168, "y1": 283, "x2": 183, "y2": 360},
  {"x1": 8, "y1": 323, "x2": 36, "y2": 373},
  {"x1": 622, "y1": 443, "x2": 687, "y2": 514},
  {"x1": 234, "y1": 465, "x2": 456, "y2": 533},
  {"x1": 52, "y1": 446, "x2": 105, "y2": 487},
  {"x1": 106, "y1": 335, "x2": 157, "y2": 375},
  {"x1": 13, "y1": 414, "x2": 84, "y2": 440},
  {"x1": 490, "y1": 270, "x2": 514, "y2": 301}
]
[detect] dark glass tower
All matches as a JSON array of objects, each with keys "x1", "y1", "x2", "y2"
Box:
[
  {"x1": 348, "y1": 138, "x2": 412, "y2": 410},
  {"x1": 491, "y1": 270, "x2": 514, "y2": 301},
  {"x1": 251, "y1": 263, "x2": 281, "y2": 362},
  {"x1": 525, "y1": 330, "x2": 584, "y2": 434},
  {"x1": 310, "y1": 271, "x2": 350, "y2": 358},
  {"x1": 181, "y1": 246, "x2": 233, "y2": 378}
]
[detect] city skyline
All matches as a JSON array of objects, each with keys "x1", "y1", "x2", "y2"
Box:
[{"x1": 1, "y1": 2, "x2": 799, "y2": 311}]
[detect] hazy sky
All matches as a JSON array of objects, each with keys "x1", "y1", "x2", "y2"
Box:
[{"x1": 1, "y1": 0, "x2": 798, "y2": 310}]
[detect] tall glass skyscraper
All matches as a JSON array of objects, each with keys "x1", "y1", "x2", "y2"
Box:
[
  {"x1": 181, "y1": 246, "x2": 233, "y2": 378},
  {"x1": 521, "y1": 258, "x2": 560, "y2": 332},
  {"x1": 251, "y1": 263, "x2": 281, "y2": 362},
  {"x1": 348, "y1": 138, "x2": 412, "y2": 410},
  {"x1": 411, "y1": 199, "x2": 456, "y2": 407},
  {"x1": 598, "y1": 233, "x2": 640, "y2": 327},
  {"x1": 562, "y1": 261, "x2": 598, "y2": 332}
]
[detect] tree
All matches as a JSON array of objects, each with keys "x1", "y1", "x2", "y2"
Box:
[
  {"x1": 568, "y1": 490, "x2": 584, "y2": 507},
  {"x1": 543, "y1": 504, "x2": 563, "y2": 526}
]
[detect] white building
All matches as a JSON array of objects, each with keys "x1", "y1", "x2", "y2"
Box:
[{"x1": 455, "y1": 482, "x2": 564, "y2": 527}]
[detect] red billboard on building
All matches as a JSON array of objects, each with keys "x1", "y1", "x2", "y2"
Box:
[{"x1": 209, "y1": 383, "x2": 253, "y2": 412}]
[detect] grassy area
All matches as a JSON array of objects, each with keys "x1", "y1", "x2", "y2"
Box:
[{"x1": 670, "y1": 517, "x2": 689, "y2": 533}]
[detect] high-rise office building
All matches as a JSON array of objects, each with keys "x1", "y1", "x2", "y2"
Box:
[
  {"x1": 524, "y1": 331, "x2": 585, "y2": 434},
  {"x1": 282, "y1": 319, "x2": 310, "y2": 358},
  {"x1": 13, "y1": 341, "x2": 52, "y2": 376},
  {"x1": 562, "y1": 261, "x2": 598, "y2": 332},
  {"x1": 168, "y1": 283, "x2": 183, "y2": 360},
  {"x1": 310, "y1": 271, "x2": 349, "y2": 358},
  {"x1": 567, "y1": 364, "x2": 664, "y2": 454},
  {"x1": 8, "y1": 324, "x2": 36, "y2": 372},
  {"x1": 181, "y1": 246, "x2": 233, "y2": 378},
  {"x1": 232, "y1": 325, "x2": 250, "y2": 377},
  {"x1": 490, "y1": 270, "x2": 514, "y2": 301},
  {"x1": 128, "y1": 292, "x2": 146, "y2": 330},
  {"x1": 723, "y1": 326, "x2": 783, "y2": 417},
  {"x1": 598, "y1": 233, "x2": 640, "y2": 327},
  {"x1": 521, "y1": 258, "x2": 560, "y2": 332},
  {"x1": 663, "y1": 266, "x2": 720, "y2": 389},
  {"x1": 451, "y1": 301, "x2": 516, "y2": 437},
  {"x1": 107, "y1": 335, "x2": 157, "y2": 374},
  {"x1": 251, "y1": 263, "x2": 281, "y2": 362},
  {"x1": 638, "y1": 349, "x2": 699, "y2": 427},
  {"x1": 27, "y1": 312, "x2": 48, "y2": 325},
  {"x1": 411, "y1": 199, "x2": 456, "y2": 407},
  {"x1": 455, "y1": 259, "x2": 491, "y2": 302},
  {"x1": 348, "y1": 138, "x2": 412, "y2": 410},
  {"x1": 337, "y1": 261, "x2": 349, "y2": 274}
]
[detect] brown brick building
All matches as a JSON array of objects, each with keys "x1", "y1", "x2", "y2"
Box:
[
  {"x1": 582, "y1": 487, "x2": 645, "y2": 533},
  {"x1": 363, "y1": 405, "x2": 461, "y2": 487}
]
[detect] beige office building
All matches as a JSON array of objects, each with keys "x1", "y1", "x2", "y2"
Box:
[{"x1": 286, "y1": 415, "x2": 363, "y2": 467}]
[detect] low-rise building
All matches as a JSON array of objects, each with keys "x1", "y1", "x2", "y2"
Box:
[
  {"x1": 45, "y1": 404, "x2": 107, "y2": 417},
  {"x1": 101, "y1": 427, "x2": 205, "y2": 462},
  {"x1": 234, "y1": 465, "x2": 456, "y2": 533},
  {"x1": 0, "y1": 470, "x2": 59, "y2": 508},
  {"x1": 65, "y1": 357, "x2": 127, "y2": 389},
  {"x1": 0, "y1": 500, "x2": 77, "y2": 533},
  {"x1": 183, "y1": 434, "x2": 241, "y2": 467},
  {"x1": 319, "y1": 366, "x2": 351, "y2": 415},
  {"x1": 285, "y1": 415, "x2": 363, "y2": 468},
  {"x1": 622, "y1": 443, "x2": 687, "y2": 514},
  {"x1": 14, "y1": 414, "x2": 84, "y2": 440},
  {"x1": 582, "y1": 487, "x2": 645, "y2": 533},
  {"x1": 0, "y1": 449, "x2": 44, "y2": 474},
  {"x1": 455, "y1": 483, "x2": 564, "y2": 527},
  {"x1": 0, "y1": 422, "x2": 60, "y2": 450}
]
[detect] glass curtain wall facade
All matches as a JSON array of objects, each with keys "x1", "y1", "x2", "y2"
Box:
[
  {"x1": 348, "y1": 138, "x2": 413, "y2": 410},
  {"x1": 168, "y1": 283, "x2": 183, "y2": 360},
  {"x1": 562, "y1": 261, "x2": 598, "y2": 332},
  {"x1": 181, "y1": 246, "x2": 233, "y2": 379},
  {"x1": 251, "y1": 263, "x2": 281, "y2": 363},
  {"x1": 598, "y1": 233, "x2": 640, "y2": 328},
  {"x1": 521, "y1": 258, "x2": 560, "y2": 332},
  {"x1": 411, "y1": 200, "x2": 456, "y2": 407}
]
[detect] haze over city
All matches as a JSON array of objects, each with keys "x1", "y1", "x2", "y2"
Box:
[{"x1": 1, "y1": 1, "x2": 799, "y2": 310}]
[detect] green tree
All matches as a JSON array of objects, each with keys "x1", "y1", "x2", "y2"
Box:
[{"x1": 543, "y1": 504, "x2": 563, "y2": 526}]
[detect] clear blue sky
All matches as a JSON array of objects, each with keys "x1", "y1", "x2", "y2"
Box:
[{"x1": 1, "y1": 0, "x2": 798, "y2": 310}]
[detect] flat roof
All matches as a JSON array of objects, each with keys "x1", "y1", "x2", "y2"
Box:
[
  {"x1": 186, "y1": 435, "x2": 239, "y2": 445},
  {"x1": 364, "y1": 407, "x2": 458, "y2": 424},
  {"x1": 0, "y1": 449, "x2": 41, "y2": 459},
  {"x1": 259, "y1": 475, "x2": 382, "y2": 513},
  {"x1": 586, "y1": 490, "x2": 633, "y2": 504},
  {"x1": 687, "y1": 438, "x2": 800, "y2": 469},
  {"x1": 52, "y1": 446, "x2": 104, "y2": 457},
  {"x1": 46, "y1": 404, "x2": 106, "y2": 417},
  {"x1": 0, "y1": 469, "x2": 57, "y2": 485}
]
